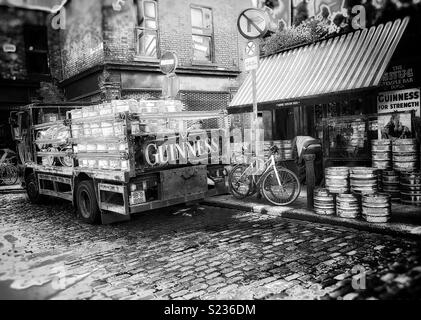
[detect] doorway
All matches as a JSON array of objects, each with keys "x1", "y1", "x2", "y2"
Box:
[{"x1": 273, "y1": 105, "x2": 315, "y2": 140}]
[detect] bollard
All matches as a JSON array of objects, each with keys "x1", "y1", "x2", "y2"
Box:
[{"x1": 304, "y1": 154, "x2": 316, "y2": 209}]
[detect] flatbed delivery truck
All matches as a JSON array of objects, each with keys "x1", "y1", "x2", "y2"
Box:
[{"x1": 9, "y1": 99, "x2": 230, "y2": 224}]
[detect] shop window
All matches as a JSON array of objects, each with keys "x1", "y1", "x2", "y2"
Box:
[
  {"x1": 23, "y1": 25, "x2": 49, "y2": 75},
  {"x1": 134, "y1": 0, "x2": 158, "y2": 58},
  {"x1": 191, "y1": 6, "x2": 213, "y2": 63}
]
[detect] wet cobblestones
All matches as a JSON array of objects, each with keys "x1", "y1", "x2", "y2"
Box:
[{"x1": 0, "y1": 193, "x2": 421, "y2": 300}]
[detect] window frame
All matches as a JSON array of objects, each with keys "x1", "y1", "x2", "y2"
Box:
[
  {"x1": 190, "y1": 5, "x2": 214, "y2": 64},
  {"x1": 134, "y1": 0, "x2": 160, "y2": 60}
]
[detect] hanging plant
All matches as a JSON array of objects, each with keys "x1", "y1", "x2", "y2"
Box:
[
  {"x1": 261, "y1": 16, "x2": 336, "y2": 56},
  {"x1": 260, "y1": 1, "x2": 356, "y2": 56}
]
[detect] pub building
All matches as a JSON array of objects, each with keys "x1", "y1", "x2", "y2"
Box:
[{"x1": 228, "y1": 13, "x2": 421, "y2": 218}]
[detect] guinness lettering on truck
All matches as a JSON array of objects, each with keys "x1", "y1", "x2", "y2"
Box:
[{"x1": 138, "y1": 130, "x2": 227, "y2": 167}]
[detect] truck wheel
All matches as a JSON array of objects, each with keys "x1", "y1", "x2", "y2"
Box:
[
  {"x1": 26, "y1": 173, "x2": 44, "y2": 204},
  {"x1": 76, "y1": 181, "x2": 101, "y2": 224}
]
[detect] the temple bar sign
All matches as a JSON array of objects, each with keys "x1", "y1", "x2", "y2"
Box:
[{"x1": 378, "y1": 88, "x2": 421, "y2": 117}]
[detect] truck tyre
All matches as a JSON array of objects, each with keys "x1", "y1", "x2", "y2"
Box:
[
  {"x1": 26, "y1": 173, "x2": 44, "y2": 204},
  {"x1": 76, "y1": 181, "x2": 101, "y2": 224}
]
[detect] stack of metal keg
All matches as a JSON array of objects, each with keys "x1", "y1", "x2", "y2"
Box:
[
  {"x1": 392, "y1": 139, "x2": 419, "y2": 172},
  {"x1": 273, "y1": 140, "x2": 293, "y2": 160},
  {"x1": 336, "y1": 193, "x2": 359, "y2": 219},
  {"x1": 325, "y1": 167, "x2": 349, "y2": 194},
  {"x1": 362, "y1": 193, "x2": 392, "y2": 223},
  {"x1": 372, "y1": 139, "x2": 392, "y2": 170},
  {"x1": 382, "y1": 170, "x2": 401, "y2": 200},
  {"x1": 314, "y1": 188, "x2": 335, "y2": 216},
  {"x1": 350, "y1": 167, "x2": 378, "y2": 195},
  {"x1": 400, "y1": 171, "x2": 421, "y2": 206},
  {"x1": 263, "y1": 141, "x2": 272, "y2": 160}
]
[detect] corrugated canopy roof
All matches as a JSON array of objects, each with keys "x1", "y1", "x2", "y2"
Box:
[{"x1": 230, "y1": 17, "x2": 410, "y2": 109}]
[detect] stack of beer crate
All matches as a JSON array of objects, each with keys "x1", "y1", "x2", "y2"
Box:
[{"x1": 69, "y1": 99, "x2": 186, "y2": 171}]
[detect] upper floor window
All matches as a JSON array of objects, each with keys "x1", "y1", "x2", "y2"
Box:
[
  {"x1": 134, "y1": 0, "x2": 158, "y2": 58},
  {"x1": 191, "y1": 6, "x2": 213, "y2": 63},
  {"x1": 23, "y1": 25, "x2": 49, "y2": 75}
]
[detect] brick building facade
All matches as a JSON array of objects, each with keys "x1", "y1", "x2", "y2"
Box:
[{"x1": 54, "y1": 0, "x2": 250, "y2": 115}]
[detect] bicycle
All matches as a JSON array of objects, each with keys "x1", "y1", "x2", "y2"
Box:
[{"x1": 228, "y1": 146, "x2": 301, "y2": 206}]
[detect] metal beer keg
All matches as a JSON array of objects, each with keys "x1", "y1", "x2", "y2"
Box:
[
  {"x1": 392, "y1": 139, "x2": 419, "y2": 172},
  {"x1": 400, "y1": 171, "x2": 421, "y2": 206},
  {"x1": 350, "y1": 167, "x2": 378, "y2": 195},
  {"x1": 372, "y1": 139, "x2": 392, "y2": 169},
  {"x1": 274, "y1": 140, "x2": 293, "y2": 160},
  {"x1": 382, "y1": 170, "x2": 400, "y2": 200},
  {"x1": 314, "y1": 188, "x2": 335, "y2": 216},
  {"x1": 336, "y1": 193, "x2": 359, "y2": 219},
  {"x1": 325, "y1": 167, "x2": 349, "y2": 194},
  {"x1": 362, "y1": 193, "x2": 391, "y2": 223},
  {"x1": 264, "y1": 141, "x2": 272, "y2": 160}
]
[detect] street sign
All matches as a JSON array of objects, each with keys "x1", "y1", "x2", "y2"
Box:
[
  {"x1": 237, "y1": 9, "x2": 267, "y2": 158},
  {"x1": 160, "y1": 51, "x2": 178, "y2": 75},
  {"x1": 237, "y1": 8, "x2": 269, "y2": 40},
  {"x1": 245, "y1": 41, "x2": 257, "y2": 57},
  {"x1": 245, "y1": 56, "x2": 259, "y2": 71}
]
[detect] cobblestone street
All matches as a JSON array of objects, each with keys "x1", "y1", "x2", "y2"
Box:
[{"x1": 1, "y1": 193, "x2": 421, "y2": 300}]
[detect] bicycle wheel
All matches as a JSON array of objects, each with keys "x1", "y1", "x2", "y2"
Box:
[
  {"x1": 0, "y1": 165, "x2": 5, "y2": 185},
  {"x1": 2, "y1": 165, "x2": 18, "y2": 185},
  {"x1": 7, "y1": 165, "x2": 19, "y2": 185},
  {"x1": 260, "y1": 167, "x2": 301, "y2": 206},
  {"x1": 228, "y1": 164, "x2": 255, "y2": 199}
]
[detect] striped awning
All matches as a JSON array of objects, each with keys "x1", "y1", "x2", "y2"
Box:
[{"x1": 230, "y1": 17, "x2": 409, "y2": 109}]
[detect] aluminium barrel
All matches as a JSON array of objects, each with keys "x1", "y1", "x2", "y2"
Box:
[
  {"x1": 314, "y1": 188, "x2": 335, "y2": 216},
  {"x1": 336, "y1": 193, "x2": 359, "y2": 219},
  {"x1": 372, "y1": 139, "x2": 392, "y2": 170},
  {"x1": 350, "y1": 167, "x2": 378, "y2": 195},
  {"x1": 400, "y1": 171, "x2": 421, "y2": 206},
  {"x1": 382, "y1": 170, "x2": 401, "y2": 200},
  {"x1": 362, "y1": 193, "x2": 391, "y2": 223},
  {"x1": 392, "y1": 139, "x2": 419, "y2": 172},
  {"x1": 325, "y1": 167, "x2": 349, "y2": 194}
]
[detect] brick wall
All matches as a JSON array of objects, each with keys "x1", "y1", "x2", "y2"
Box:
[
  {"x1": 123, "y1": 89, "x2": 230, "y2": 129},
  {"x1": 54, "y1": 0, "x2": 251, "y2": 106},
  {"x1": 103, "y1": 0, "x2": 137, "y2": 62},
  {"x1": 122, "y1": 90, "x2": 162, "y2": 100},
  {"x1": 158, "y1": 0, "x2": 247, "y2": 71},
  {"x1": 102, "y1": 0, "x2": 249, "y2": 71},
  {"x1": 123, "y1": 90, "x2": 230, "y2": 110},
  {"x1": 179, "y1": 91, "x2": 231, "y2": 129},
  {"x1": 0, "y1": 7, "x2": 47, "y2": 80},
  {"x1": 60, "y1": 0, "x2": 104, "y2": 79}
]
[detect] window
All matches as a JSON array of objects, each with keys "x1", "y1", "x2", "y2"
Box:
[
  {"x1": 23, "y1": 25, "x2": 49, "y2": 75},
  {"x1": 134, "y1": 0, "x2": 158, "y2": 58},
  {"x1": 191, "y1": 6, "x2": 213, "y2": 63}
]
